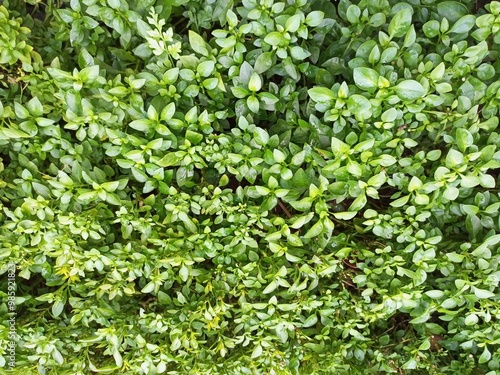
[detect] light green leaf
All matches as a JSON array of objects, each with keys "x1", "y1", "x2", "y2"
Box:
[
  {"x1": 197, "y1": 61, "x2": 215, "y2": 77},
  {"x1": 389, "y1": 8, "x2": 413, "y2": 38},
  {"x1": 393, "y1": 80, "x2": 425, "y2": 101},
  {"x1": 474, "y1": 288, "x2": 495, "y2": 299},
  {"x1": 254, "y1": 52, "x2": 273, "y2": 74},
  {"x1": 348, "y1": 194, "x2": 367, "y2": 212},
  {"x1": 305, "y1": 11, "x2": 324, "y2": 27},
  {"x1": 285, "y1": 14, "x2": 301, "y2": 33},
  {"x1": 264, "y1": 32, "x2": 285, "y2": 46},
  {"x1": 449, "y1": 14, "x2": 476, "y2": 34},
  {"x1": 308, "y1": 87, "x2": 335, "y2": 102},
  {"x1": 248, "y1": 72, "x2": 262, "y2": 92},
  {"x1": 247, "y1": 95, "x2": 260, "y2": 113},
  {"x1": 353, "y1": 67, "x2": 379, "y2": 91},
  {"x1": 445, "y1": 149, "x2": 464, "y2": 167},
  {"x1": 52, "y1": 300, "x2": 65, "y2": 317},
  {"x1": 189, "y1": 30, "x2": 209, "y2": 56},
  {"x1": 479, "y1": 346, "x2": 491, "y2": 364},
  {"x1": 304, "y1": 220, "x2": 324, "y2": 239}
]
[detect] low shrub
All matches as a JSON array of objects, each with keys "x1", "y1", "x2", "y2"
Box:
[{"x1": 1, "y1": 0, "x2": 500, "y2": 374}]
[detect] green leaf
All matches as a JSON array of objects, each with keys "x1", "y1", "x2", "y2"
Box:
[
  {"x1": 27, "y1": 97, "x2": 43, "y2": 117},
  {"x1": 197, "y1": 61, "x2": 215, "y2": 77},
  {"x1": 52, "y1": 300, "x2": 65, "y2": 317},
  {"x1": 348, "y1": 194, "x2": 367, "y2": 212},
  {"x1": 437, "y1": 1, "x2": 468, "y2": 24},
  {"x1": 129, "y1": 119, "x2": 151, "y2": 132},
  {"x1": 157, "y1": 153, "x2": 182, "y2": 167},
  {"x1": 247, "y1": 95, "x2": 260, "y2": 113},
  {"x1": 390, "y1": 195, "x2": 410, "y2": 207},
  {"x1": 264, "y1": 32, "x2": 285, "y2": 46},
  {"x1": 479, "y1": 346, "x2": 491, "y2": 364},
  {"x1": 347, "y1": 95, "x2": 371, "y2": 117},
  {"x1": 179, "y1": 264, "x2": 189, "y2": 282},
  {"x1": 393, "y1": 80, "x2": 425, "y2": 101},
  {"x1": 449, "y1": 15, "x2": 476, "y2": 34},
  {"x1": 474, "y1": 288, "x2": 495, "y2": 299},
  {"x1": 333, "y1": 211, "x2": 357, "y2": 220},
  {"x1": 425, "y1": 290, "x2": 445, "y2": 299},
  {"x1": 455, "y1": 128, "x2": 473, "y2": 152},
  {"x1": 464, "y1": 314, "x2": 478, "y2": 326},
  {"x1": 290, "y1": 46, "x2": 311, "y2": 60},
  {"x1": 306, "y1": 10, "x2": 324, "y2": 27},
  {"x1": 308, "y1": 87, "x2": 335, "y2": 102},
  {"x1": 273, "y1": 149, "x2": 286, "y2": 163},
  {"x1": 101, "y1": 181, "x2": 120, "y2": 192},
  {"x1": 479, "y1": 173, "x2": 495, "y2": 188},
  {"x1": 79, "y1": 65, "x2": 100, "y2": 82},
  {"x1": 285, "y1": 14, "x2": 301, "y2": 33},
  {"x1": 253, "y1": 127, "x2": 269, "y2": 146},
  {"x1": 290, "y1": 212, "x2": 314, "y2": 229},
  {"x1": 353, "y1": 138, "x2": 374, "y2": 153},
  {"x1": 408, "y1": 176, "x2": 422, "y2": 192},
  {"x1": 331, "y1": 137, "x2": 350, "y2": 154},
  {"x1": 402, "y1": 359, "x2": 418, "y2": 370},
  {"x1": 353, "y1": 67, "x2": 379, "y2": 91},
  {"x1": 410, "y1": 312, "x2": 430, "y2": 324},
  {"x1": 248, "y1": 72, "x2": 262, "y2": 92},
  {"x1": 346, "y1": 5, "x2": 361, "y2": 24},
  {"x1": 302, "y1": 314, "x2": 318, "y2": 328},
  {"x1": 445, "y1": 149, "x2": 464, "y2": 167},
  {"x1": 14, "y1": 102, "x2": 30, "y2": 119},
  {"x1": 389, "y1": 8, "x2": 413, "y2": 38},
  {"x1": 304, "y1": 220, "x2": 324, "y2": 238},
  {"x1": 254, "y1": 52, "x2": 273, "y2": 74},
  {"x1": 78, "y1": 191, "x2": 98, "y2": 201},
  {"x1": 263, "y1": 281, "x2": 278, "y2": 295},
  {"x1": 186, "y1": 130, "x2": 203, "y2": 145},
  {"x1": 251, "y1": 344, "x2": 263, "y2": 358},
  {"x1": 189, "y1": 30, "x2": 209, "y2": 56}
]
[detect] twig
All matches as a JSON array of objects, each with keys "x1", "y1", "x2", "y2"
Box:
[{"x1": 278, "y1": 199, "x2": 292, "y2": 218}]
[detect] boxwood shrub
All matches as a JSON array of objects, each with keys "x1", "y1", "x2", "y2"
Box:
[{"x1": 1, "y1": 0, "x2": 500, "y2": 374}]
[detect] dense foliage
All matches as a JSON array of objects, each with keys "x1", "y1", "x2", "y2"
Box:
[{"x1": 1, "y1": 0, "x2": 500, "y2": 373}]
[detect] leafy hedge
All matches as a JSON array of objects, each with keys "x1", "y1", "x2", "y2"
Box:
[{"x1": 1, "y1": 0, "x2": 500, "y2": 373}]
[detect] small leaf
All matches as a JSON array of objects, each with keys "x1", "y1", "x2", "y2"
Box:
[
  {"x1": 393, "y1": 80, "x2": 425, "y2": 101},
  {"x1": 251, "y1": 344, "x2": 263, "y2": 358},
  {"x1": 304, "y1": 220, "x2": 324, "y2": 239},
  {"x1": 302, "y1": 314, "x2": 318, "y2": 328},
  {"x1": 389, "y1": 8, "x2": 413, "y2": 38},
  {"x1": 353, "y1": 67, "x2": 379, "y2": 91},
  {"x1": 254, "y1": 52, "x2": 273, "y2": 74},
  {"x1": 305, "y1": 11, "x2": 324, "y2": 27},
  {"x1": 308, "y1": 87, "x2": 335, "y2": 102},
  {"x1": 425, "y1": 290, "x2": 445, "y2": 299},
  {"x1": 179, "y1": 264, "x2": 189, "y2": 282},
  {"x1": 157, "y1": 153, "x2": 183, "y2": 167},
  {"x1": 348, "y1": 194, "x2": 367, "y2": 212},
  {"x1": 247, "y1": 95, "x2": 260, "y2": 113},
  {"x1": 248, "y1": 72, "x2": 262, "y2": 92},
  {"x1": 264, "y1": 32, "x2": 285, "y2": 46},
  {"x1": 449, "y1": 15, "x2": 476, "y2": 34},
  {"x1": 286, "y1": 14, "x2": 301, "y2": 32},
  {"x1": 263, "y1": 280, "x2": 278, "y2": 294},
  {"x1": 479, "y1": 346, "x2": 491, "y2": 364},
  {"x1": 52, "y1": 300, "x2": 65, "y2": 317},
  {"x1": 189, "y1": 30, "x2": 209, "y2": 56},
  {"x1": 474, "y1": 288, "x2": 495, "y2": 299},
  {"x1": 456, "y1": 128, "x2": 473, "y2": 151},
  {"x1": 445, "y1": 149, "x2": 464, "y2": 167}
]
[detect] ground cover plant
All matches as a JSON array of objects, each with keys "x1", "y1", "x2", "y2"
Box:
[{"x1": 1, "y1": 0, "x2": 500, "y2": 373}]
